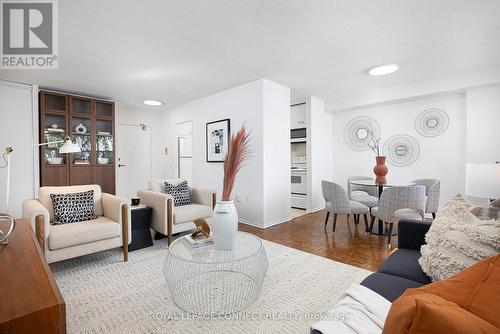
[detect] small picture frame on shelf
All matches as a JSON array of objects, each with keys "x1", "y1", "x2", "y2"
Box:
[{"x1": 206, "y1": 119, "x2": 230, "y2": 162}]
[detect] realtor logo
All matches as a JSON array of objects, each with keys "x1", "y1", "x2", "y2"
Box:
[{"x1": 1, "y1": 0, "x2": 58, "y2": 69}]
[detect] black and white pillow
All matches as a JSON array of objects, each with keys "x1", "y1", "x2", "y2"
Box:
[
  {"x1": 50, "y1": 190, "x2": 97, "y2": 225},
  {"x1": 164, "y1": 181, "x2": 191, "y2": 206}
]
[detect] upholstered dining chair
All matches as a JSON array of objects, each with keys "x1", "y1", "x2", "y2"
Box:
[
  {"x1": 411, "y1": 179, "x2": 440, "y2": 219},
  {"x1": 370, "y1": 185, "x2": 426, "y2": 247},
  {"x1": 347, "y1": 176, "x2": 379, "y2": 211},
  {"x1": 322, "y1": 180, "x2": 370, "y2": 233}
]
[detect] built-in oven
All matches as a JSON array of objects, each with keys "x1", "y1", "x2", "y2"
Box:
[
  {"x1": 291, "y1": 128, "x2": 306, "y2": 142},
  {"x1": 291, "y1": 168, "x2": 307, "y2": 195}
]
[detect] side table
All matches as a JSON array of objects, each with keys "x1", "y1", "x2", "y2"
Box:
[{"x1": 129, "y1": 205, "x2": 153, "y2": 251}]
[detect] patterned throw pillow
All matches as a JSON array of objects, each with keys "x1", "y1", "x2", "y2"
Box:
[
  {"x1": 164, "y1": 181, "x2": 191, "y2": 206},
  {"x1": 50, "y1": 190, "x2": 97, "y2": 225}
]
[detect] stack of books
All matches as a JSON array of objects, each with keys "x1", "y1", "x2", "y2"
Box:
[{"x1": 183, "y1": 234, "x2": 213, "y2": 248}]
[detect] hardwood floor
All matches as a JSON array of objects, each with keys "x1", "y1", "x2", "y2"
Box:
[{"x1": 239, "y1": 210, "x2": 397, "y2": 272}]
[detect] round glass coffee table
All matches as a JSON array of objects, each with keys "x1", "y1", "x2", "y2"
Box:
[{"x1": 163, "y1": 232, "x2": 268, "y2": 315}]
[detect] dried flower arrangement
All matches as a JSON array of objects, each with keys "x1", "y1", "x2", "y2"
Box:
[{"x1": 221, "y1": 124, "x2": 250, "y2": 201}]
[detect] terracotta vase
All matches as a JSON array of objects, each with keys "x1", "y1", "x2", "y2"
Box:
[{"x1": 373, "y1": 156, "x2": 388, "y2": 184}]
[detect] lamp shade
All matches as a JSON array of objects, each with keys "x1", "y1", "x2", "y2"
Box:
[
  {"x1": 59, "y1": 138, "x2": 81, "y2": 154},
  {"x1": 466, "y1": 162, "x2": 500, "y2": 199}
]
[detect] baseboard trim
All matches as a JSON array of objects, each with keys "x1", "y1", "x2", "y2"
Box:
[
  {"x1": 239, "y1": 219, "x2": 264, "y2": 229},
  {"x1": 239, "y1": 215, "x2": 293, "y2": 229},
  {"x1": 308, "y1": 207, "x2": 324, "y2": 214},
  {"x1": 263, "y1": 215, "x2": 293, "y2": 228}
]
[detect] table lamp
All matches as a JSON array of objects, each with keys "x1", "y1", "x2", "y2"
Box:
[{"x1": 465, "y1": 162, "x2": 500, "y2": 201}]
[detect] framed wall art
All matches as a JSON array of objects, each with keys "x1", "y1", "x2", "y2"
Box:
[{"x1": 206, "y1": 118, "x2": 230, "y2": 162}]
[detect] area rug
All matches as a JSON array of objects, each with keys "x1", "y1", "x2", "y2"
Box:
[{"x1": 51, "y1": 238, "x2": 371, "y2": 334}]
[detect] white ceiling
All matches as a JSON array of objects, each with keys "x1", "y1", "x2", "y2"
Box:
[{"x1": 1, "y1": 0, "x2": 500, "y2": 111}]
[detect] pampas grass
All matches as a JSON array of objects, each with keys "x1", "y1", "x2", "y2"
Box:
[{"x1": 222, "y1": 124, "x2": 250, "y2": 201}]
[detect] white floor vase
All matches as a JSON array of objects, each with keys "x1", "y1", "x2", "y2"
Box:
[{"x1": 212, "y1": 200, "x2": 238, "y2": 250}]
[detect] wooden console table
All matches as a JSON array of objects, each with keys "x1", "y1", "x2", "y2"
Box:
[{"x1": 0, "y1": 219, "x2": 66, "y2": 333}]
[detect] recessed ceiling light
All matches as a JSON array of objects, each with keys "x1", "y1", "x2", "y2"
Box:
[
  {"x1": 368, "y1": 64, "x2": 399, "y2": 76},
  {"x1": 143, "y1": 100, "x2": 163, "y2": 106}
]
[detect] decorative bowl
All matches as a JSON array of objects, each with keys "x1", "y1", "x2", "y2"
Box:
[
  {"x1": 75, "y1": 123, "x2": 87, "y2": 134},
  {"x1": 98, "y1": 157, "x2": 109, "y2": 164}
]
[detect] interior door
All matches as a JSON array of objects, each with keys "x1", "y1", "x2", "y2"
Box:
[
  {"x1": 116, "y1": 124, "x2": 152, "y2": 200},
  {"x1": 0, "y1": 81, "x2": 35, "y2": 216}
]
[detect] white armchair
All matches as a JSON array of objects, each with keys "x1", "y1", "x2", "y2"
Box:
[
  {"x1": 137, "y1": 179, "x2": 216, "y2": 245},
  {"x1": 22, "y1": 185, "x2": 130, "y2": 264}
]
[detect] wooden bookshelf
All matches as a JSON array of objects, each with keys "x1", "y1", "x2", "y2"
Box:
[{"x1": 39, "y1": 91, "x2": 115, "y2": 194}]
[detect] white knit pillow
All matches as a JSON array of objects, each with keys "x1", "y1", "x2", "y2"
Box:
[{"x1": 419, "y1": 194, "x2": 500, "y2": 281}]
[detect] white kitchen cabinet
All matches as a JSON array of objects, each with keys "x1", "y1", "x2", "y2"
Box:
[{"x1": 290, "y1": 104, "x2": 306, "y2": 129}]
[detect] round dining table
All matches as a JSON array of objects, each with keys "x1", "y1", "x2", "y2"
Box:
[{"x1": 349, "y1": 180, "x2": 417, "y2": 236}]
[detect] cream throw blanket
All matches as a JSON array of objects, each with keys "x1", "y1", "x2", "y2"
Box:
[
  {"x1": 311, "y1": 284, "x2": 391, "y2": 334},
  {"x1": 419, "y1": 194, "x2": 500, "y2": 281}
]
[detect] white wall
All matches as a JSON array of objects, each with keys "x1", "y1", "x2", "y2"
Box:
[
  {"x1": 332, "y1": 93, "x2": 467, "y2": 208},
  {"x1": 161, "y1": 79, "x2": 291, "y2": 227},
  {"x1": 308, "y1": 96, "x2": 333, "y2": 212},
  {"x1": 161, "y1": 79, "x2": 264, "y2": 225},
  {"x1": 0, "y1": 80, "x2": 38, "y2": 217},
  {"x1": 466, "y1": 83, "x2": 500, "y2": 163},
  {"x1": 262, "y1": 79, "x2": 291, "y2": 225}
]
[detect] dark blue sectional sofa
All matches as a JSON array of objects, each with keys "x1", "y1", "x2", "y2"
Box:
[
  {"x1": 360, "y1": 219, "x2": 432, "y2": 302},
  {"x1": 311, "y1": 219, "x2": 432, "y2": 334}
]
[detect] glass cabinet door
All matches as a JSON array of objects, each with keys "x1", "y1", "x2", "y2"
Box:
[
  {"x1": 71, "y1": 97, "x2": 91, "y2": 115},
  {"x1": 43, "y1": 114, "x2": 67, "y2": 165},
  {"x1": 44, "y1": 94, "x2": 66, "y2": 111},
  {"x1": 96, "y1": 119, "x2": 113, "y2": 165},
  {"x1": 95, "y1": 101, "x2": 113, "y2": 117},
  {"x1": 71, "y1": 117, "x2": 92, "y2": 164}
]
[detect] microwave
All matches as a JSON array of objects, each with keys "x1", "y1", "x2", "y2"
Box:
[{"x1": 291, "y1": 128, "x2": 306, "y2": 141}]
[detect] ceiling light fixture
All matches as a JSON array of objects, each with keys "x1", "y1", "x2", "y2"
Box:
[
  {"x1": 143, "y1": 100, "x2": 163, "y2": 106},
  {"x1": 368, "y1": 64, "x2": 399, "y2": 76}
]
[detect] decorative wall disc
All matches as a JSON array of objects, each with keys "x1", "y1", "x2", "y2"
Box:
[
  {"x1": 415, "y1": 108, "x2": 449, "y2": 137},
  {"x1": 344, "y1": 116, "x2": 380, "y2": 151},
  {"x1": 383, "y1": 134, "x2": 420, "y2": 167}
]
